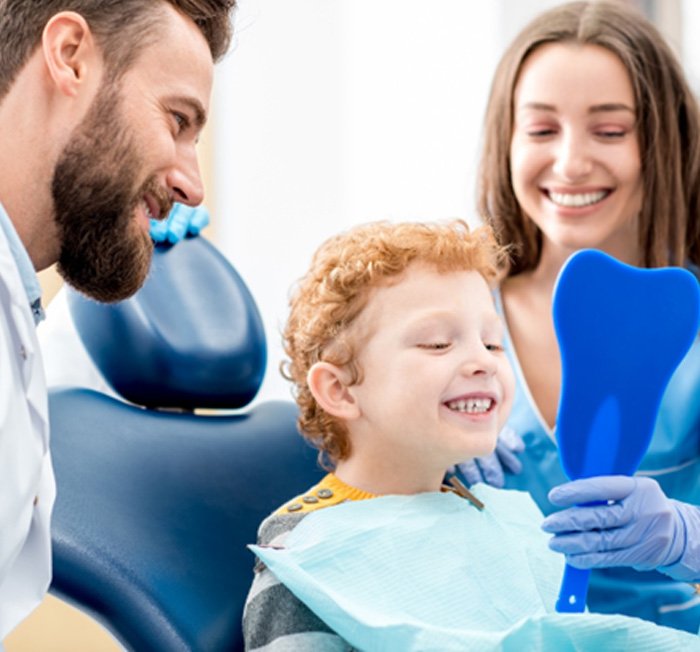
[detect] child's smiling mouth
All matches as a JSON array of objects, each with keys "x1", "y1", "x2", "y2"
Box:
[{"x1": 444, "y1": 395, "x2": 495, "y2": 415}]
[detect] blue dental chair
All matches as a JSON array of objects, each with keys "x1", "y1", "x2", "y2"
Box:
[{"x1": 47, "y1": 237, "x2": 324, "y2": 652}]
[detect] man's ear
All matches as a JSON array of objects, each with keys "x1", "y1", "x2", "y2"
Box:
[
  {"x1": 307, "y1": 362, "x2": 361, "y2": 421},
  {"x1": 42, "y1": 12, "x2": 98, "y2": 97}
]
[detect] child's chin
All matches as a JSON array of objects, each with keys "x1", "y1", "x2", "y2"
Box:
[{"x1": 472, "y1": 437, "x2": 500, "y2": 458}]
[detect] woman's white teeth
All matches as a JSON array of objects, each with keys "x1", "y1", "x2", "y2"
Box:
[
  {"x1": 549, "y1": 190, "x2": 607, "y2": 207},
  {"x1": 447, "y1": 398, "x2": 493, "y2": 413}
]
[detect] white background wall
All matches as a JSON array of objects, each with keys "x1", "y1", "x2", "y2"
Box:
[{"x1": 209, "y1": 0, "x2": 683, "y2": 405}]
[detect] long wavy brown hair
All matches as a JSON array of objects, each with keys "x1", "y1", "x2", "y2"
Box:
[{"x1": 477, "y1": 0, "x2": 700, "y2": 276}]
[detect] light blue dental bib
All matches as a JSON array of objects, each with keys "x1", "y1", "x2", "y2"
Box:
[{"x1": 252, "y1": 485, "x2": 699, "y2": 651}]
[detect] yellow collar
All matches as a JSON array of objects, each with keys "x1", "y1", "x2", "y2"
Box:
[
  {"x1": 276, "y1": 473, "x2": 376, "y2": 515},
  {"x1": 275, "y1": 472, "x2": 485, "y2": 516}
]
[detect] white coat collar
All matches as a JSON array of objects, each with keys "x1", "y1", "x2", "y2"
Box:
[{"x1": 0, "y1": 202, "x2": 45, "y2": 324}]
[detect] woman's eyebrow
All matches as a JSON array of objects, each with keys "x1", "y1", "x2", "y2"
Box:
[
  {"x1": 516, "y1": 101, "x2": 556, "y2": 113},
  {"x1": 589, "y1": 102, "x2": 635, "y2": 114},
  {"x1": 516, "y1": 101, "x2": 635, "y2": 115}
]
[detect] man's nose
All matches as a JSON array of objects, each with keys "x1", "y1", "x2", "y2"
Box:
[{"x1": 167, "y1": 144, "x2": 205, "y2": 206}]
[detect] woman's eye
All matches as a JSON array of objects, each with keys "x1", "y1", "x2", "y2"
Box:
[
  {"x1": 596, "y1": 130, "x2": 626, "y2": 139},
  {"x1": 526, "y1": 128, "x2": 556, "y2": 137}
]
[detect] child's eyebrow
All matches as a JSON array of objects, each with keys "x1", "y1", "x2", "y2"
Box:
[
  {"x1": 482, "y1": 312, "x2": 505, "y2": 334},
  {"x1": 404, "y1": 310, "x2": 503, "y2": 333},
  {"x1": 404, "y1": 311, "x2": 455, "y2": 328}
]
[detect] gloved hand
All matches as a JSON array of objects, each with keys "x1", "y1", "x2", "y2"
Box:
[
  {"x1": 541, "y1": 476, "x2": 695, "y2": 573},
  {"x1": 149, "y1": 203, "x2": 210, "y2": 244},
  {"x1": 448, "y1": 427, "x2": 524, "y2": 488}
]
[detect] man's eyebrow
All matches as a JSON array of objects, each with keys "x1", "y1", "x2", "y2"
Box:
[{"x1": 168, "y1": 96, "x2": 208, "y2": 129}]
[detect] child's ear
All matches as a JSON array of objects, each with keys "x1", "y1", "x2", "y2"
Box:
[
  {"x1": 307, "y1": 362, "x2": 361, "y2": 421},
  {"x1": 42, "y1": 11, "x2": 98, "y2": 97}
]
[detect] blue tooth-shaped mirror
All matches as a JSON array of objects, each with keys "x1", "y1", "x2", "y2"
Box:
[{"x1": 551, "y1": 249, "x2": 700, "y2": 613}]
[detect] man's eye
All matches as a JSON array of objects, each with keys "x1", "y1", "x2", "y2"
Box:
[{"x1": 173, "y1": 112, "x2": 190, "y2": 131}]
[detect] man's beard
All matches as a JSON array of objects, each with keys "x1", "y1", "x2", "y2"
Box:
[{"x1": 52, "y1": 84, "x2": 171, "y2": 303}]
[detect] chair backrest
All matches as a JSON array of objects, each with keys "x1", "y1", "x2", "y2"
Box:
[
  {"x1": 48, "y1": 237, "x2": 324, "y2": 652},
  {"x1": 66, "y1": 236, "x2": 266, "y2": 410}
]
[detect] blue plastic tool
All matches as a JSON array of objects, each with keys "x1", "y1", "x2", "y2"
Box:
[{"x1": 551, "y1": 249, "x2": 700, "y2": 613}]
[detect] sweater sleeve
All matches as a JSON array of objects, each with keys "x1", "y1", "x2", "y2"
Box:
[{"x1": 242, "y1": 512, "x2": 354, "y2": 651}]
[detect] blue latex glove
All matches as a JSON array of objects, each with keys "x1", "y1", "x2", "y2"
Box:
[
  {"x1": 149, "y1": 203, "x2": 210, "y2": 244},
  {"x1": 448, "y1": 427, "x2": 524, "y2": 488},
  {"x1": 542, "y1": 476, "x2": 700, "y2": 578}
]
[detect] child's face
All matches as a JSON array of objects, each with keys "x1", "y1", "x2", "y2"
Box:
[
  {"x1": 509, "y1": 42, "x2": 643, "y2": 263},
  {"x1": 347, "y1": 264, "x2": 515, "y2": 474}
]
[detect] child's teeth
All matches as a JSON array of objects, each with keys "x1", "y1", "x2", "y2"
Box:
[{"x1": 447, "y1": 398, "x2": 493, "y2": 413}]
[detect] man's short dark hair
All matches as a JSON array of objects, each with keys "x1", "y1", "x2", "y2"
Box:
[{"x1": 0, "y1": 0, "x2": 236, "y2": 100}]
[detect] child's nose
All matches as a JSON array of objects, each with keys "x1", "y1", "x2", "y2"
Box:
[{"x1": 459, "y1": 345, "x2": 497, "y2": 377}]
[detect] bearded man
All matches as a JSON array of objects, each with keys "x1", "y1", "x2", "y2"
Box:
[{"x1": 0, "y1": 0, "x2": 236, "y2": 642}]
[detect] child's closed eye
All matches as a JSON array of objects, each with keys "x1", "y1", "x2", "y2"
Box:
[
  {"x1": 416, "y1": 342, "x2": 452, "y2": 351},
  {"x1": 485, "y1": 342, "x2": 505, "y2": 352}
]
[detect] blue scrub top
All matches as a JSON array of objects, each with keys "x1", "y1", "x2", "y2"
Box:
[{"x1": 494, "y1": 285, "x2": 700, "y2": 633}]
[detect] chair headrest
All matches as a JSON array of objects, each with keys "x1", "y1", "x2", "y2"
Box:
[{"x1": 67, "y1": 237, "x2": 267, "y2": 410}]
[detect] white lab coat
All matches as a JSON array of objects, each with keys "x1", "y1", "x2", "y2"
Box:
[
  {"x1": 39, "y1": 287, "x2": 112, "y2": 394},
  {"x1": 0, "y1": 225, "x2": 56, "y2": 639}
]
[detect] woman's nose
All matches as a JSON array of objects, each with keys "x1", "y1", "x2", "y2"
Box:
[{"x1": 552, "y1": 131, "x2": 593, "y2": 181}]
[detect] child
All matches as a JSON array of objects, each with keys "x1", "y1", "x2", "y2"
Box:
[
  {"x1": 241, "y1": 220, "x2": 698, "y2": 650},
  {"x1": 243, "y1": 219, "x2": 513, "y2": 649}
]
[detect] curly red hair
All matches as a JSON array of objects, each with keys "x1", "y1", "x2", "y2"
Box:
[{"x1": 282, "y1": 219, "x2": 506, "y2": 468}]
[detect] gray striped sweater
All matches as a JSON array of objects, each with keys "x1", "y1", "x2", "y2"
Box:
[{"x1": 243, "y1": 510, "x2": 356, "y2": 651}]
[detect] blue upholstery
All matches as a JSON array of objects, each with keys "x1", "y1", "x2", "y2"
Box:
[
  {"x1": 66, "y1": 237, "x2": 267, "y2": 409},
  {"x1": 48, "y1": 237, "x2": 324, "y2": 651}
]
